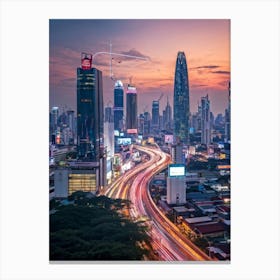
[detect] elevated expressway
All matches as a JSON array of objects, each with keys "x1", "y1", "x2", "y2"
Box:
[{"x1": 105, "y1": 145, "x2": 211, "y2": 261}]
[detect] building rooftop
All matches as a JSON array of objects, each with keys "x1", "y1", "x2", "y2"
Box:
[
  {"x1": 194, "y1": 222, "x2": 225, "y2": 235},
  {"x1": 185, "y1": 216, "x2": 212, "y2": 224},
  {"x1": 68, "y1": 161, "x2": 100, "y2": 168},
  {"x1": 216, "y1": 205, "x2": 230, "y2": 213},
  {"x1": 173, "y1": 206, "x2": 189, "y2": 213}
]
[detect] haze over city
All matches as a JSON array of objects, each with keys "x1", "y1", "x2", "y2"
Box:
[{"x1": 50, "y1": 19, "x2": 230, "y2": 115}]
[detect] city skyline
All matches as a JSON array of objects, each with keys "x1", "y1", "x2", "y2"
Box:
[{"x1": 50, "y1": 19, "x2": 230, "y2": 116}]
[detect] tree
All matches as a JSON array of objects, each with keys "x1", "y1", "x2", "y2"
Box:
[{"x1": 50, "y1": 192, "x2": 152, "y2": 260}]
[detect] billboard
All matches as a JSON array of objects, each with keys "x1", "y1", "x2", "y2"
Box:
[
  {"x1": 168, "y1": 164, "x2": 185, "y2": 177},
  {"x1": 127, "y1": 128, "x2": 138, "y2": 134},
  {"x1": 164, "y1": 134, "x2": 174, "y2": 144},
  {"x1": 117, "y1": 138, "x2": 132, "y2": 145}
]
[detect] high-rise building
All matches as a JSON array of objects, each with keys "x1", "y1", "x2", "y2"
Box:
[
  {"x1": 104, "y1": 115, "x2": 114, "y2": 184},
  {"x1": 173, "y1": 51, "x2": 190, "y2": 144},
  {"x1": 201, "y1": 95, "x2": 211, "y2": 146},
  {"x1": 163, "y1": 97, "x2": 172, "y2": 131},
  {"x1": 171, "y1": 143, "x2": 185, "y2": 164},
  {"x1": 113, "y1": 80, "x2": 124, "y2": 131},
  {"x1": 143, "y1": 111, "x2": 151, "y2": 136},
  {"x1": 50, "y1": 106, "x2": 59, "y2": 137},
  {"x1": 67, "y1": 110, "x2": 75, "y2": 132},
  {"x1": 67, "y1": 110, "x2": 75, "y2": 144},
  {"x1": 138, "y1": 113, "x2": 145, "y2": 135},
  {"x1": 225, "y1": 81, "x2": 231, "y2": 143},
  {"x1": 126, "y1": 84, "x2": 137, "y2": 131},
  {"x1": 105, "y1": 106, "x2": 114, "y2": 123},
  {"x1": 77, "y1": 53, "x2": 104, "y2": 161},
  {"x1": 152, "y1": 100, "x2": 160, "y2": 132},
  {"x1": 167, "y1": 164, "x2": 186, "y2": 205}
]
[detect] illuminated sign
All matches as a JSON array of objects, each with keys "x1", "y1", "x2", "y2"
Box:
[
  {"x1": 168, "y1": 164, "x2": 185, "y2": 177},
  {"x1": 81, "y1": 53, "x2": 92, "y2": 70},
  {"x1": 114, "y1": 130, "x2": 120, "y2": 136},
  {"x1": 164, "y1": 134, "x2": 173, "y2": 144},
  {"x1": 81, "y1": 58, "x2": 91, "y2": 70},
  {"x1": 117, "y1": 138, "x2": 132, "y2": 145},
  {"x1": 217, "y1": 165, "x2": 231, "y2": 170},
  {"x1": 127, "y1": 128, "x2": 138, "y2": 134}
]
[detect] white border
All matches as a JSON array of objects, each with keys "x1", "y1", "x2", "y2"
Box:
[{"x1": 1, "y1": 0, "x2": 279, "y2": 280}]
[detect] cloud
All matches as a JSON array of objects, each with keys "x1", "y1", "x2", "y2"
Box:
[
  {"x1": 120, "y1": 48, "x2": 151, "y2": 61},
  {"x1": 190, "y1": 65, "x2": 220, "y2": 70},
  {"x1": 211, "y1": 70, "x2": 230, "y2": 75},
  {"x1": 191, "y1": 84, "x2": 208, "y2": 88}
]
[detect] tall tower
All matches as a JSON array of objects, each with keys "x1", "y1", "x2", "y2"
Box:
[
  {"x1": 126, "y1": 84, "x2": 137, "y2": 131},
  {"x1": 201, "y1": 95, "x2": 211, "y2": 146},
  {"x1": 173, "y1": 51, "x2": 190, "y2": 144},
  {"x1": 152, "y1": 100, "x2": 159, "y2": 132},
  {"x1": 225, "y1": 81, "x2": 231, "y2": 143},
  {"x1": 113, "y1": 80, "x2": 124, "y2": 131},
  {"x1": 77, "y1": 53, "x2": 104, "y2": 161},
  {"x1": 163, "y1": 98, "x2": 172, "y2": 130},
  {"x1": 50, "y1": 107, "x2": 59, "y2": 135},
  {"x1": 105, "y1": 106, "x2": 113, "y2": 123}
]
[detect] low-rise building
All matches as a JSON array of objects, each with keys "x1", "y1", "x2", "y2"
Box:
[
  {"x1": 54, "y1": 161, "x2": 100, "y2": 198},
  {"x1": 193, "y1": 222, "x2": 225, "y2": 238}
]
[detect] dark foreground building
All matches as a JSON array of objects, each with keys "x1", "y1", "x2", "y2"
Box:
[
  {"x1": 77, "y1": 53, "x2": 104, "y2": 161},
  {"x1": 114, "y1": 80, "x2": 124, "y2": 132},
  {"x1": 126, "y1": 84, "x2": 137, "y2": 131}
]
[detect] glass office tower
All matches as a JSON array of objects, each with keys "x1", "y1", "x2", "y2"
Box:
[
  {"x1": 113, "y1": 80, "x2": 124, "y2": 131},
  {"x1": 77, "y1": 53, "x2": 104, "y2": 161},
  {"x1": 173, "y1": 51, "x2": 190, "y2": 144}
]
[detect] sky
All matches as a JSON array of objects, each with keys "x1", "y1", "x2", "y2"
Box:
[{"x1": 49, "y1": 19, "x2": 230, "y2": 116}]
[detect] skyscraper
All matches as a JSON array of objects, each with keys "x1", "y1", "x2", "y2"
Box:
[
  {"x1": 201, "y1": 95, "x2": 211, "y2": 146},
  {"x1": 105, "y1": 106, "x2": 113, "y2": 123},
  {"x1": 113, "y1": 80, "x2": 124, "y2": 131},
  {"x1": 152, "y1": 100, "x2": 159, "y2": 132},
  {"x1": 225, "y1": 81, "x2": 231, "y2": 143},
  {"x1": 173, "y1": 51, "x2": 190, "y2": 144},
  {"x1": 77, "y1": 53, "x2": 104, "y2": 161},
  {"x1": 67, "y1": 110, "x2": 75, "y2": 144},
  {"x1": 143, "y1": 111, "x2": 151, "y2": 136},
  {"x1": 163, "y1": 97, "x2": 172, "y2": 131},
  {"x1": 50, "y1": 106, "x2": 59, "y2": 136},
  {"x1": 126, "y1": 84, "x2": 137, "y2": 131}
]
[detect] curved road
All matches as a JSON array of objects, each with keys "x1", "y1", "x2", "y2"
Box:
[{"x1": 105, "y1": 144, "x2": 211, "y2": 261}]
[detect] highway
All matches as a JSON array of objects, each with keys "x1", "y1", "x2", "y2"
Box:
[{"x1": 105, "y1": 144, "x2": 211, "y2": 261}]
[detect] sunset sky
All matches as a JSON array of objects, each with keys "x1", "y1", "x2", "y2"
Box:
[{"x1": 49, "y1": 19, "x2": 230, "y2": 116}]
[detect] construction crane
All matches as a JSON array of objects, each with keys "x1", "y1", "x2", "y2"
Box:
[{"x1": 92, "y1": 42, "x2": 149, "y2": 81}]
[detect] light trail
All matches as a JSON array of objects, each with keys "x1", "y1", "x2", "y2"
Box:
[{"x1": 104, "y1": 144, "x2": 211, "y2": 261}]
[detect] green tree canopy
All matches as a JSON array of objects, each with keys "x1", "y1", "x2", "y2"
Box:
[{"x1": 50, "y1": 192, "x2": 151, "y2": 261}]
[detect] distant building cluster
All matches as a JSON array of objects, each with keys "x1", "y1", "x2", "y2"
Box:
[{"x1": 50, "y1": 51, "x2": 231, "y2": 205}]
